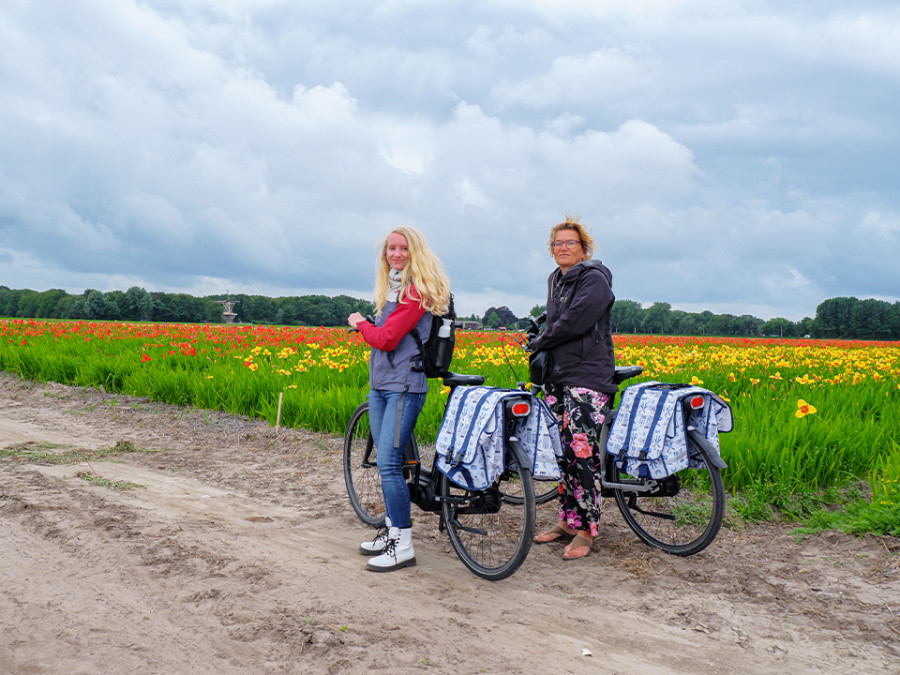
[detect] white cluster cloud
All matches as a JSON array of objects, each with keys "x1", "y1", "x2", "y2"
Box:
[{"x1": 1, "y1": 0, "x2": 898, "y2": 321}]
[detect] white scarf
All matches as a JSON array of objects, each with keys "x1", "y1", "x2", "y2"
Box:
[{"x1": 387, "y1": 268, "x2": 403, "y2": 302}]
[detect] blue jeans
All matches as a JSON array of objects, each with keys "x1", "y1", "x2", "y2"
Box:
[{"x1": 368, "y1": 388, "x2": 427, "y2": 529}]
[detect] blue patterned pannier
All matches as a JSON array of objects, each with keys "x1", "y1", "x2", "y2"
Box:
[
  {"x1": 435, "y1": 386, "x2": 563, "y2": 490},
  {"x1": 606, "y1": 381, "x2": 733, "y2": 479}
]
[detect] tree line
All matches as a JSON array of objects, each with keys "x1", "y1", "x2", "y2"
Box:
[
  {"x1": 1, "y1": 285, "x2": 898, "y2": 340},
  {"x1": 481, "y1": 296, "x2": 900, "y2": 341},
  {"x1": 0, "y1": 286, "x2": 374, "y2": 327}
]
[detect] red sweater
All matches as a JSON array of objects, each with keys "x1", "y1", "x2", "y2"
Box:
[{"x1": 357, "y1": 286, "x2": 427, "y2": 352}]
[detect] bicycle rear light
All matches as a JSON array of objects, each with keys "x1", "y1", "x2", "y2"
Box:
[
  {"x1": 688, "y1": 395, "x2": 705, "y2": 410},
  {"x1": 510, "y1": 401, "x2": 531, "y2": 417}
]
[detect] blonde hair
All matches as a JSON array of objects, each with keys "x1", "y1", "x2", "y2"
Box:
[
  {"x1": 374, "y1": 226, "x2": 451, "y2": 316},
  {"x1": 548, "y1": 214, "x2": 595, "y2": 259}
]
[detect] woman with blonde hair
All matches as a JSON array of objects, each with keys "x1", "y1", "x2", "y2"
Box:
[
  {"x1": 347, "y1": 226, "x2": 450, "y2": 572},
  {"x1": 529, "y1": 216, "x2": 616, "y2": 560}
]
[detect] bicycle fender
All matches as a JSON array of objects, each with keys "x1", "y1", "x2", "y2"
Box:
[
  {"x1": 506, "y1": 438, "x2": 530, "y2": 471},
  {"x1": 686, "y1": 429, "x2": 728, "y2": 470}
]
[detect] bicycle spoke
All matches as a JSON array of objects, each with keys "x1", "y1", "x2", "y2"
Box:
[
  {"x1": 343, "y1": 403, "x2": 385, "y2": 527},
  {"x1": 441, "y1": 470, "x2": 535, "y2": 581},
  {"x1": 613, "y1": 439, "x2": 724, "y2": 556}
]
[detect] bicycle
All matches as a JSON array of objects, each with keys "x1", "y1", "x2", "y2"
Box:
[
  {"x1": 599, "y1": 365, "x2": 727, "y2": 555},
  {"x1": 343, "y1": 371, "x2": 540, "y2": 581},
  {"x1": 522, "y1": 317, "x2": 728, "y2": 556}
]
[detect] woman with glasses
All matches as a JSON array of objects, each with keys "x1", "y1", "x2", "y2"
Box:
[
  {"x1": 347, "y1": 226, "x2": 451, "y2": 572},
  {"x1": 529, "y1": 216, "x2": 617, "y2": 560}
]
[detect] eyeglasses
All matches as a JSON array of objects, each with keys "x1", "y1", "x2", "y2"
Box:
[{"x1": 551, "y1": 240, "x2": 581, "y2": 250}]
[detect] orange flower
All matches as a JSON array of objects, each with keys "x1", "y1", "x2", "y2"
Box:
[{"x1": 141, "y1": 354, "x2": 151, "y2": 362}]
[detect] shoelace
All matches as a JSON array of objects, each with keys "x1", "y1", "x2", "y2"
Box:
[
  {"x1": 371, "y1": 526, "x2": 388, "y2": 545},
  {"x1": 381, "y1": 537, "x2": 398, "y2": 557}
]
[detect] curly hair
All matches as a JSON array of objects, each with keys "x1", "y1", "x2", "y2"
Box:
[
  {"x1": 547, "y1": 214, "x2": 595, "y2": 259},
  {"x1": 373, "y1": 226, "x2": 451, "y2": 316}
]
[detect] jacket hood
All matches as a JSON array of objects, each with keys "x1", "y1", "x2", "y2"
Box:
[{"x1": 556, "y1": 259, "x2": 612, "y2": 288}]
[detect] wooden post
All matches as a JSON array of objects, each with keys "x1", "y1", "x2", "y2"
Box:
[{"x1": 276, "y1": 392, "x2": 283, "y2": 432}]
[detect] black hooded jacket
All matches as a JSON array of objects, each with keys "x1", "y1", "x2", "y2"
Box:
[{"x1": 531, "y1": 259, "x2": 617, "y2": 394}]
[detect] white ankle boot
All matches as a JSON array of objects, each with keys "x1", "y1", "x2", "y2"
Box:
[
  {"x1": 366, "y1": 527, "x2": 416, "y2": 572},
  {"x1": 359, "y1": 517, "x2": 391, "y2": 556}
]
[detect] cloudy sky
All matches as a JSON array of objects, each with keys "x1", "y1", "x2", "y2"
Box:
[{"x1": 2, "y1": 0, "x2": 898, "y2": 322}]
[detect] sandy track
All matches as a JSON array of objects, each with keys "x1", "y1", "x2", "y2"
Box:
[{"x1": 1, "y1": 374, "x2": 898, "y2": 674}]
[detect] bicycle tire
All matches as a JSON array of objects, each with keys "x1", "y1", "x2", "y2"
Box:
[
  {"x1": 533, "y1": 480, "x2": 559, "y2": 504},
  {"x1": 441, "y1": 467, "x2": 536, "y2": 581},
  {"x1": 612, "y1": 430, "x2": 725, "y2": 556},
  {"x1": 343, "y1": 402, "x2": 385, "y2": 527},
  {"x1": 505, "y1": 479, "x2": 558, "y2": 506}
]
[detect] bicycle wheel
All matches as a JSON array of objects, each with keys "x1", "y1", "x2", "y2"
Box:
[
  {"x1": 343, "y1": 402, "x2": 385, "y2": 527},
  {"x1": 612, "y1": 431, "x2": 725, "y2": 556},
  {"x1": 441, "y1": 467, "x2": 536, "y2": 581}
]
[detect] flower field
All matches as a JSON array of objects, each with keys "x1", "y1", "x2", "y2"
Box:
[{"x1": 2, "y1": 318, "x2": 898, "y2": 534}]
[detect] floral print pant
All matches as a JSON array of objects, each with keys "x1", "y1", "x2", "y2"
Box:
[{"x1": 544, "y1": 385, "x2": 611, "y2": 537}]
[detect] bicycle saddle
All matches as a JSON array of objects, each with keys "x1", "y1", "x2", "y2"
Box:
[
  {"x1": 442, "y1": 372, "x2": 486, "y2": 387},
  {"x1": 613, "y1": 365, "x2": 644, "y2": 384}
]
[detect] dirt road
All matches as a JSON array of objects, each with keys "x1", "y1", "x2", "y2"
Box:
[{"x1": 1, "y1": 373, "x2": 897, "y2": 674}]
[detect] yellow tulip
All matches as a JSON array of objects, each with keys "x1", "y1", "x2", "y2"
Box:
[{"x1": 795, "y1": 399, "x2": 817, "y2": 418}]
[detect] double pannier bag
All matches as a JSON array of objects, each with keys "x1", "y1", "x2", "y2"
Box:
[
  {"x1": 435, "y1": 386, "x2": 563, "y2": 490},
  {"x1": 606, "y1": 381, "x2": 733, "y2": 480}
]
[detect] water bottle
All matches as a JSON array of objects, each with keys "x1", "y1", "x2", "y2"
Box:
[{"x1": 434, "y1": 319, "x2": 453, "y2": 371}]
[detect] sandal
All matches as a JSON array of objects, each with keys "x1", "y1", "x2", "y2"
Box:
[
  {"x1": 562, "y1": 533, "x2": 593, "y2": 560},
  {"x1": 534, "y1": 523, "x2": 576, "y2": 545}
]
